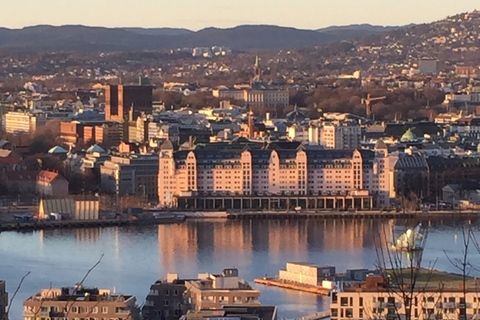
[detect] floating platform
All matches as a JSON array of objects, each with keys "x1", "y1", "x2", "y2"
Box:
[{"x1": 254, "y1": 277, "x2": 331, "y2": 295}]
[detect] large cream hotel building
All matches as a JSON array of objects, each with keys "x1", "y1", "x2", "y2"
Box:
[{"x1": 158, "y1": 140, "x2": 392, "y2": 209}]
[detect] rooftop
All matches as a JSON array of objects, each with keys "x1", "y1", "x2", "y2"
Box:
[{"x1": 25, "y1": 285, "x2": 134, "y2": 303}]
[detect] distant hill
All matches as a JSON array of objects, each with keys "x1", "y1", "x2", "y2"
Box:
[
  {"x1": 317, "y1": 24, "x2": 399, "y2": 33},
  {"x1": 123, "y1": 27, "x2": 193, "y2": 36},
  {"x1": 0, "y1": 23, "x2": 402, "y2": 52}
]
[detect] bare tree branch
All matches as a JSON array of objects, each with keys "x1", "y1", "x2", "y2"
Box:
[{"x1": 3, "y1": 271, "x2": 31, "y2": 320}]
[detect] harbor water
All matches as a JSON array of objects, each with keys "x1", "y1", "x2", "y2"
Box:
[{"x1": 1, "y1": 218, "x2": 480, "y2": 320}]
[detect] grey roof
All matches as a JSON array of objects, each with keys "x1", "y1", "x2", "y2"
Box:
[
  {"x1": 395, "y1": 154, "x2": 428, "y2": 169},
  {"x1": 161, "y1": 139, "x2": 174, "y2": 150}
]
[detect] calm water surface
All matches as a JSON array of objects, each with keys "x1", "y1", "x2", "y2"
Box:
[{"x1": 2, "y1": 219, "x2": 480, "y2": 320}]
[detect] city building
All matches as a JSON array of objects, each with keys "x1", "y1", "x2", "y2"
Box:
[
  {"x1": 212, "y1": 57, "x2": 289, "y2": 109},
  {"x1": 0, "y1": 280, "x2": 7, "y2": 320},
  {"x1": 278, "y1": 263, "x2": 335, "y2": 286},
  {"x1": 105, "y1": 85, "x2": 153, "y2": 122},
  {"x1": 158, "y1": 140, "x2": 390, "y2": 209},
  {"x1": 38, "y1": 197, "x2": 99, "y2": 220},
  {"x1": 331, "y1": 273, "x2": 480, "y2": 320},
  {"x1": 101, "y1": 153, "x2": 159, "y2": 200},
  {"x1": 36, "y1": 170, "x2": 69, "y2": 197},
  {"x1": 308, "y1": 121, "x2": 361, "y2": 149},
  {"x1": 4, "y1": 111, "x2": 47, "y2": 134},
  {"x1": 186, "y1": 306, "x2": 277, "y2": 320},
  {"x1": 23, "y1": 284, "x2": 138, "y2": 320},
  {"x1": 183, "y1": 268, "x2": 260, "y2": 312},
  {"x1": 94, "y1": 123, "x2": 122, "y2": 148},
  {"x1": 143, "y1": 273, "x2": 190, "y2": 320}
]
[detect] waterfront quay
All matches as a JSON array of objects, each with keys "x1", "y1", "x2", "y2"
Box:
[
  {"x1": 0, "y1": 215, "x2": 185, "y2": 232},
  {"x1": 228, "y1": 210, "x2": 415, "y2": 220}
]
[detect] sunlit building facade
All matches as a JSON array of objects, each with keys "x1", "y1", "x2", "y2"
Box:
[{"x1": 158, "y1": 141, "x2": 390, "y2": 209}]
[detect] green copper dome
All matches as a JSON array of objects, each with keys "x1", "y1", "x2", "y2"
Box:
[{"x1": 400, "y1": 128, "x2": 417, "y2": 142}]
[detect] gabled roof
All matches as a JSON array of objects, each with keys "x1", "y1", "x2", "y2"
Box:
[
  {"x1": 87, "y1": 144, "x2": 105, "y2": 153},
  {"x1": 48, "y1": 146, "x2": 67, "y2": 154},
  {"x1": 37, "y1": 170, "x2": 67, "y2": 184}
]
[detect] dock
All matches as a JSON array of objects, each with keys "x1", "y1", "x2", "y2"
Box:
[
  {"x1": 254, "y1": 277, "x2": 331, "y2": 295},
  {"x1": 0, "y1": 216, "x2": 185, "y2": 233}
]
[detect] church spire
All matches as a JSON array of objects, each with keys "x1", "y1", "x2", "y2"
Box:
[{"x1": 253, "y1": 55, "x2": 262, "y2": 82}]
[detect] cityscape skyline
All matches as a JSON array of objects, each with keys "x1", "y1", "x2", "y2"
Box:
[{"x1": 3, "y1": 0, "x2": 479, "y2": 31}]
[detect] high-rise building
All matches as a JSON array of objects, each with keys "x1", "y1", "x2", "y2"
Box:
[
  {"x1": 23, "y1": 285, "x2": 137, "y2": 320},
  {"x1": 105, "y1": 85, "x2": 153, "y2": 122},
  {"x1": 4, "y1": 111, "x2": 47, "y2": 134}
]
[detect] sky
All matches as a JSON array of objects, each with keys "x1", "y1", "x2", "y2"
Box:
[{"x1": 4, "y1": 0, "x2": 480, "y2": 31}]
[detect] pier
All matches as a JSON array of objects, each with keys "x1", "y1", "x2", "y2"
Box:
[
  {"x1": 254, "y1": 277, "x2": 331, "y2": 295},
  {"x1": 0, "y1": 216, "x2": 185, "y2": 232}
]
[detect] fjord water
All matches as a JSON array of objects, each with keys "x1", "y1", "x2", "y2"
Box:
[{"x1": 1, "y1": 219, "x2": 479, "y2": 320}]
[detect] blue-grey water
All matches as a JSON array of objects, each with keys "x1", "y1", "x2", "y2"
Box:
[{"x1": 2, "y1": 219, "x2": 480, "y2": 320}]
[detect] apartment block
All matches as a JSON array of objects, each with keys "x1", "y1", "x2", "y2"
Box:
[
  {"x1": 4, "y1": 111, "x2": 47, "y2": 134},
  {"x1": 101, "y1": 153, "x2": 159, "y2": 200},
  {"x1": 158, "y1": 140, "x2": 390, "y2": 209},
  {"x1": 183, "y1": 268, "x2": 260, "y2": 312},
  {"x1": 23, "y1": 285, "x2": 137, "y2": 320},
  {"x1": 143, "y1": 273, "x2": 189, "y2": 320},
  {"x1": 331, "y1": 275, "x2": 480, "y2": 320},
  {"x1": 308, "y1": 121, "x2": 361, "y2": 150}
]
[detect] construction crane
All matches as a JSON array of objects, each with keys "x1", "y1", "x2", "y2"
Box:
[{"x1": 362, "y1": 94, "x2": 386, "y2": 118}]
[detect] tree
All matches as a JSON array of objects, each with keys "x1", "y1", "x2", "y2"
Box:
[{"x1": 373, "y1": 223, "x2": 435, "y2": 320}]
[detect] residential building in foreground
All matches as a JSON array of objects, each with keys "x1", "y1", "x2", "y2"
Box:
[
  {"x1": 186, "y1": 306, "x2": 277, "y2": 320},
  {"x1": 331, "y1": 274, "x2": 480, "y2": 320},
  {"x1": 143, "y1": 273, "x2": 189, "y2": 320},
  {"x1": 184, "y1": 268, "x2": 260, "y2": 312},
  {"x1": 158, "y1": 140, "x2": 390, "y2": 209},
  {"x1": 0, "y1": 280, "x2": 7, "y2": 320},
  {"x1": 23, "y1": 284, "x2": 137, "y2": 320}
]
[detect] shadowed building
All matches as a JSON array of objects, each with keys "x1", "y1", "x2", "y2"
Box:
[
  {"x1": 143, "y1": 274, "x2": 190, "y2": 320},
  {"x1": 105, "y1": 85, "x2": 153, "y2": 122},
  {"x1": 23, "y1": 285, "x2": 138, "y2": 320},
  {"x1": 0, "y1": 280, "x2": 7, "y2": 320}
]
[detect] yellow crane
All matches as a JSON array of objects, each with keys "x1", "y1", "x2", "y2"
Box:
[{"x1": 362, "y1": 94, "x2": 386, "y2": 118}]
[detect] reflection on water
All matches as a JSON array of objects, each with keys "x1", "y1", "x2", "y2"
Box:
[{"x1": 2, "y1": 219, "x2": 479, "y2": 320}]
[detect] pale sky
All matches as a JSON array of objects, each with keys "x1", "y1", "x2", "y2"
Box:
[{"x1": 5, "y1": 0, "x2": 480, "y2": 30}]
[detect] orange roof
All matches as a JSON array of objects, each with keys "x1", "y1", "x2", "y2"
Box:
[{"x1": 37, "y1": 170, "x2": 67, "y2": 183}]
